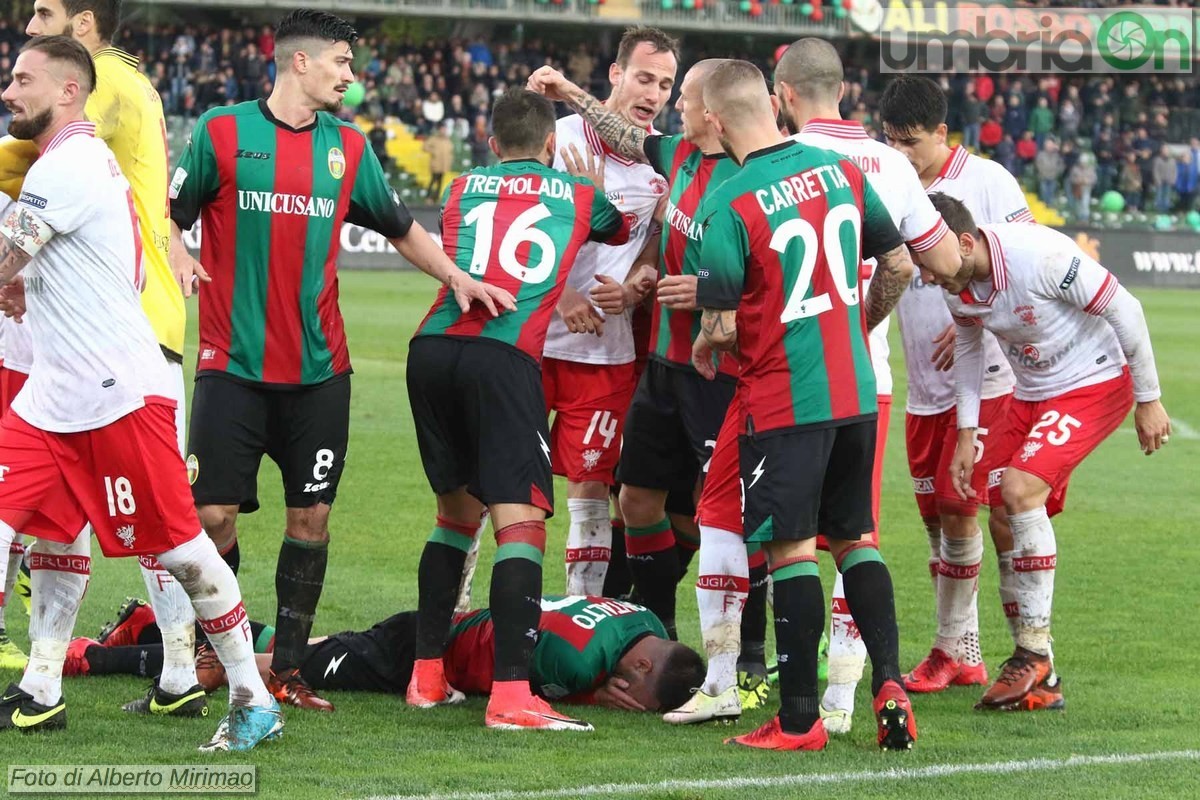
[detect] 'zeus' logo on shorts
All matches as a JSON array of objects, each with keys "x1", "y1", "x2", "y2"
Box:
[{"x1": 911, "y1": 476, "x2": 934, "y2": 494}]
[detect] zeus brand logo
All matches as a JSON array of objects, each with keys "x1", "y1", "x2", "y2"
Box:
[{"x1": 235, "y1": 149, "x2": 271, "y2": 160}]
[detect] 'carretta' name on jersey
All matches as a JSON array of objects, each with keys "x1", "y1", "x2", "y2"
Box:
[
  {"x1": 664, "y1": 199, "x2": 703, "y2": 242},
  {"x1": 461, "y1": 174, "x2": 575, "y2": 202},
  {"x1": 237, "y1": 190, "x2": 336, "y2": 218},
  {"x1": 756, "y1": 163, "x2": 851, "y2": 215},
  {"x1": 566, "y1": 598, "x2": 644, "y2": 630}
]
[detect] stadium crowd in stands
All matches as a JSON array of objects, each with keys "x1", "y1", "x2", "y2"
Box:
[{"x1": 0, "y1": 13, "x2": 1197, "y2": 220}]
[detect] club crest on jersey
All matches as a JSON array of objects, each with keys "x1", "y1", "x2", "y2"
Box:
[
  {"x1": 1021, "y1": 344, "x2": 1040, "y2": 361},
  {"x1": 186, "y1": 454, "x2": 200, "y2": 486},
  {"x1": 650, "y1": 176, "x2": 669, "y2": 196},
  {"x1": 1020, "y1": 441, "x2": 1043, "y2": 463},
  {"x1": 1014, "y1": 305, "x2": 1037, "y2": 326},
  {"x1": 116, "y1": 525, "x2": 136, "y2": 549},
  {"x1": 328, "y1": 147, "x2": 346, "y2": 180},
  {"x1": 581, "y1": 449, "x2": 603, "y2": 472}
]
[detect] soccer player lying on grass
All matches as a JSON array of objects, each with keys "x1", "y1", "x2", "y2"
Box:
[{"x1": 67, "y1": 595, "x2": 705, "y2": 715}]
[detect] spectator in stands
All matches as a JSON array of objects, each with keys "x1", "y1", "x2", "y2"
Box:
[
  {"x1": 1057, "y1": 97, "x2": 1081, "y2": 142},
  {"x1": 467, "y1": 115, "x2": 491, "y2": 169},
  {"x1": 1119, "y1": 151, "x2": 1144, "y2": 211},
  {"x1": 567, "y1": 44, "x2": 594, "y2": 90},
  {"x1": 1151, "y1": 145, "x2": 1176, "y2": 213},
  {"x1": 1175, "y1": 150, "x2": 1198, "y2": 213},
  {"x1": 421, "y1": 91, "x2": 446, "y2": 134},
  {"x1": 1036, "y1": 138, "x2": 1064, "y2": 206},
  {"x1": 961, "y1": 89, "x2": 983, "y2": 151},
  {"x1": 994, "y1": 133, "x2": 1017, "y2": 175},
  {"x1": 1091, "y1": 129, "x2": 1115, "y2": 196},
  {"x1": 1029, "y1": 96, "x2": 1055, "y2": 149},
  {"x1": 1005, "y1": 93, "x2": 1028, "y2": 139},
  {"x1": 1016, "y1": 130, "x2": 1038, "y2": 175},
  {"x1": 1068, "y1": 151, "x2": 1097, "y2": 222},
  {"x1": 1119, "y1": 81, "x2": 1142, "y2": 128},
  {"x1": 979, "y1": 116, "x2": 1002, "y2": 155},
  {"x1": 973, "y1": 73, "x2": 994, "y2": 104},
  {"x1": 423, "y1": 123, "x2": 454, "y2": 201},
  {"x1": 369, "y1": 120, "x2": 392, "y2": 173}
]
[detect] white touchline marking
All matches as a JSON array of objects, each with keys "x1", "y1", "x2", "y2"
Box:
[
  {"x1": 364, "y1": 749, "x2": 1200, "y2": 800},
  {"x1": 1169, "y1": 417, "x2": 1199, "y2": 440}
]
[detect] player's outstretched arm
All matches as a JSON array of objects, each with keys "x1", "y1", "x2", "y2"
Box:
[
  {"x1": 168, "y1": 220, "x2": 210, "y2": 298},
  {"x1": 864, "y1": 244, "x2": 913, "y2": 332},
  {"x1": 527, "y1": 66, "x2": 649, "y2": 163},
  {"x1": 389, "y1": 221, "x2": 517, "y2": 317}
]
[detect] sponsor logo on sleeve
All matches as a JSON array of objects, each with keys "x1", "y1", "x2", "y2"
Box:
[
  {"x1": 1059, "y1": 256, "x2": 1081, "y2": 290},
  {"x1": 17, "y1": 192, "x2": 47, "y2": 210},
  {"x1": 168, "y1": 167, "x2": 188, "y2": 200}
]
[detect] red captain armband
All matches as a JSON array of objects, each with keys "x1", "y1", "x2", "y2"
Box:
[{"x1": 1, "y1": 204, "x2": 54, "y2": 258}]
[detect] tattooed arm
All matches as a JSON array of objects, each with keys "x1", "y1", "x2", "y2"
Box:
[
  {"x1": 526, "y1": 67, "x2": 648, "y2": 163},
  {"x1": 0, "y1": 204, "x2": 39, "y2": 286},
  {"x1": 864, "y1": 244, "x2": 914, "y2": 332},
  {"x1": 700, "y1": 307, "x2": 738, "y2": 350}
]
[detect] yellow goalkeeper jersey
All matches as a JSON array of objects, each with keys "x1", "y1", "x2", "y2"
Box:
[{"x1": 89, "y1": 47, "x2": 184, "y2": 361}]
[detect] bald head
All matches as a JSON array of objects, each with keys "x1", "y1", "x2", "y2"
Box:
[
  {"x1": 775, "y1": 38, "x2": 843, "y2": 103},
  {"x1": 687, "y1": 57, "x2": 726, "y2": 84},
  {"x1": 703, "y1": 60, "x2": 773, "y2": 129}
]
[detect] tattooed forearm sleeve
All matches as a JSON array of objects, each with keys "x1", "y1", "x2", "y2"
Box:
[
  {"x1": 564, "y1": 86, "x2": 649, "y2": 163},
  {"x1": 864, "y1": 244, "x2": 914, "y2": 332}
]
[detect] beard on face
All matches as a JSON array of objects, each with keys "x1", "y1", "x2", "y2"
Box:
[
  {"x1": 320, "y1": 97, "x2": 343, "y2": 113},
  {"x1": 8, "y1": 106, "x2": 53, "y2": 141}
]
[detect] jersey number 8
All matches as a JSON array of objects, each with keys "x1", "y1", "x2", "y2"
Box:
[
  {"x1": 770, "y1": 205, "x2": 862, "y2": 324},
  {"x1": 464, "y1": 202, "x2": 556, "y2": 284}
]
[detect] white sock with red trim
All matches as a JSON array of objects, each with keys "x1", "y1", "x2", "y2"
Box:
[
  {"x1": 138, "y1": 555, "x2": 199, "y2": 694},
  {"x1": 997, "y1": 549, "x2": 1021, "y2": 647},
  {"x1": 696, "y1": 525, "x2": 748, "y2": 695},
  {"x1": 156, "y1": 534, "x2": 271, "y2": 708},
  {"x1": 935, "y1": 530, "x2": 984, "y2": 663},
  {"x1": 22, "y1": 534, "x2": 91, "y2": 705},
  {"x1": 565, "y1": 499, "x2": 611, "y2": 596},
  {"x1": 1007, "y1": 507, "x2": 1056, "y2": 657},
  {"x1": 824, "y1": 570, "x2": 866, "y2": 712}
]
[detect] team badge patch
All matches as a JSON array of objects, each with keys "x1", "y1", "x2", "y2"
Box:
[
  {"x1": 186, "y1": 454, "x2": 200, "y2": 486},
  {"x1": 328, "y1": 147, "x2": 346, "y2": 180}
]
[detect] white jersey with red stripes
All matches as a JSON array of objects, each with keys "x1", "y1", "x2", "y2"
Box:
[
  {"x1": 5, "y1": 122, "x2": 166, "y2": 433},
  {"x1": 541, "y1": 113, "x2": 667, "y2": 365},
  {"x1": 897, "y1": 145, "x2": 1024, "y2": 414},
  {"x1": 793, "y1": 119, "x2": 950, "y2": 397},
  {"x1": 945, "y1": 223, "x2": 1126, "y2": 402}
]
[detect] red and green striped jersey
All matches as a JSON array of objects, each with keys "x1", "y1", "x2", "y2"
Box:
[
  {"x1": 443, "y1": 596, "x2": 667, "y2": 699},
  {"x1": 170, "y1": 100, "x2": 412, "y2": 386},
  {"x1": 644, "y1": 135, "x2": 740, "y2": 378},
  {"x1": 415, "y1": 159, "x2": 628, "y2": 362},
  {"x1": 695, "y1": 140, "x2": 903, "y2": 433}
]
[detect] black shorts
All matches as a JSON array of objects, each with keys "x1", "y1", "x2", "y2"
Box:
[
  {"x1": 299, "y1": 612, "x2": 416, "y2": 693},
  {"x1": 187, "y1": 373, "x2": 351, "y2": 513},
  {"x1": 616, "y1": 359, "x2": 735, "y2": 495},
  {"x1": 741, "y1": 418, "x2": 877, "y2": 544},
  {"x1": 407, "y1": 336, "x2": 554, "y2": 515}
]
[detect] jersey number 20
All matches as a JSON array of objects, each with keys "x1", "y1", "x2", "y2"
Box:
[
  {"x1": 770, "y1": 205, "x2": 862, "y2": 324},
  {"x1": 464, "y1": 202, "x2": 556, "y2": 283}
]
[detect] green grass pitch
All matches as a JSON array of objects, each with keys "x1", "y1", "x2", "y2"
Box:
[{"x1": 2, "y1": 274, "x2": 1197, "y2": 799}]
